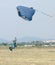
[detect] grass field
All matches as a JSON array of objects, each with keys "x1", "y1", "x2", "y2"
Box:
[{"x1": 0, "y1": 46, "x2": 55, "y2": 65}]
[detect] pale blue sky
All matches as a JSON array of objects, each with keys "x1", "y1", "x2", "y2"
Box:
[{"x1": 0, "y1": 0, "x2": 55, "y2": 41}]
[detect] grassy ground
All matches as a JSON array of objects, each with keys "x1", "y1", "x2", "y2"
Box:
[{"x1": 0, "y1": 46, "x2": 55, "y2": 65}]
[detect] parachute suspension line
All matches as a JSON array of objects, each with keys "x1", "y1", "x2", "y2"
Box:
[
  {"x1": 40, "y1": 11, "x2": 53, "y2": 17},
  {"x1": 37, "y1": 9, "x2": 53, "y2": 17}
]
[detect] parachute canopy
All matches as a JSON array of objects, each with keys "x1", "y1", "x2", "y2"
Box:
[{"x1": 16, "y1": 6, "x2": 35, "y2": 21}]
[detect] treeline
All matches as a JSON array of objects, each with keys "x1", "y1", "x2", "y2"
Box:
[{"x1": 0, "y1": 41, "x2": 55, "y2": 47}]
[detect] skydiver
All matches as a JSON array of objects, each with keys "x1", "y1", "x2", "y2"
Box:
[
  {"x1": 9, "y1": 42, "x2": 15, "y2": 51},
  {"x1": 9, "y1": 37, "x2": 17, "y2": 51}
]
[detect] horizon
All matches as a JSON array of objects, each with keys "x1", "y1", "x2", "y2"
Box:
[{"x1": 0, "y1": 36, "x2": 55, "y2": 43}]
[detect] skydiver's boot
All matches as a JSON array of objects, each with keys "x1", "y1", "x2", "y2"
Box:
[{"x1": 9, "y1": 47, "x2": 13, "y2": 51}]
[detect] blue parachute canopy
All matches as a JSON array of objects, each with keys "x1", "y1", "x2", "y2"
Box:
[{"x1": 16, "y1": 6, "x2": 35, "y2": 21}]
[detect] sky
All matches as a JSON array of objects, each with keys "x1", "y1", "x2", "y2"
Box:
[{"x1": 0, "y1": 0, "x2": 55, "y2": 41}]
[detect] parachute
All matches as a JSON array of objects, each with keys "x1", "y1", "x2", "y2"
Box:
[
  {"x1": 16, "y1": 6, "x2": 35, "y2": 21},
  {"x1": 16, "y1": 6, "x2": 53, "y2": 21}
]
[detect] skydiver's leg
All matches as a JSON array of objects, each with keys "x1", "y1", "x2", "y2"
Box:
[
  {"x1": 9, "y1": 47, "x2": 13, "y2": 51},
  {"x1": 9, "y1": 46, "x2": 15, "y2": 51}
]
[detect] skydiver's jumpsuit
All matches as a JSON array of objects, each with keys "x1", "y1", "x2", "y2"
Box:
[
  {"x1": 11, "y1": 43, "x2": 15, "y2": 48},
  {"x1": 13, "y1": 40, "x2": 17, "y2": 48},
  {"x1": 9, "y1": 42, "x2": 15, "y2": 51}
]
